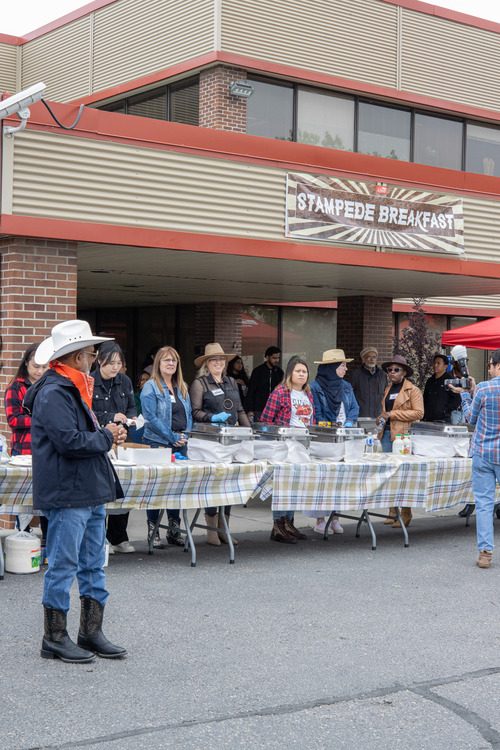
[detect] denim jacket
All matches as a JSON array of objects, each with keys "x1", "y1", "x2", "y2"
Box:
[
  {"x1": 141, "y1": 379, "x2": 193, "y2": 447},
  {"x1": 310, "y1": 379, "x2": 359, "y2": 424}
]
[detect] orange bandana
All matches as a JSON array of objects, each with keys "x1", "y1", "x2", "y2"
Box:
[{"x1": 50, "y1": 361, "x2": 95, "y2": 410}]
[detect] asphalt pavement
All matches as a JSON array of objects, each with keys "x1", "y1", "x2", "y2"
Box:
[{"x1": 2, "y1": 500, "x2": 500, "y2": 750}]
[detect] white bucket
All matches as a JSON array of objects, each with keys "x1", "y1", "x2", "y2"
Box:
[{"x1": 5, "y1": 531, "x2": 41, "y2": 574}]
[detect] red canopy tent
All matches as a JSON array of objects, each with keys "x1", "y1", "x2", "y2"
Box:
[{"x1": 441, "y1": 317, "x2": 500, "y2": 350}]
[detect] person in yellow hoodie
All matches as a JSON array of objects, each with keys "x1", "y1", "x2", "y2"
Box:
[{"x1": 377, "y1": 355, "x2": 424, "y2": 528}]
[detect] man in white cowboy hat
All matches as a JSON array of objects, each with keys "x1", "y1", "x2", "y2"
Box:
[
  {"x1": 309, "y1": 349, "x2": 360, "y2": 535},
  {"x1": 24, "y1": 320, "x2": 128, "y2": 664},
  {"x1": 347, "y1": 346, "x2": 388, "y2": 418}
]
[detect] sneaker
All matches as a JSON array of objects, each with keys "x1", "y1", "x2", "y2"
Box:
[
  {"x1": 313, "y1": 521, "x2": 334, "y2": 535},
  {"x1": 477, "y1": 550, "x2": 493, "y2": 569},
  {"x1": 331, "y1": 518, "x2": 344, "y2": 534},
  {"x1": 112, "y1": 541, "x2": 135, "y2": 554}
]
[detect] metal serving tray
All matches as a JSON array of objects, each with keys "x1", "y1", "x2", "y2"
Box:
[
  {"x1": 252, "y1": 423, "x2": 311, "y2": 446},
  {"x1": 357, "y1": 417, "x2": 378, "y2": 433},
  {"x1": 409, "y1": 421, "x2": 470, "y2": 437},
  {"x1": 309, "y1": 426, "x2": 366, "y2": 443},
  {"x1": 189, "y1": 423, "x2": 254, "y2": 445}
]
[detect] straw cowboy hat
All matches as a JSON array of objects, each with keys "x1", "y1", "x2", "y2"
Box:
[
  {"x1": 381, "y1": 354, "x2": 414, "y2": 378},
  {"x1": 35, "y1": 320, "x2": 112, "y2": 365},
  {"x1": 194, "y1": 342, "x2": 235, "y2": 369},
  {"x1": 314, "y1": 348, "x2": 353, "y2": 365}
]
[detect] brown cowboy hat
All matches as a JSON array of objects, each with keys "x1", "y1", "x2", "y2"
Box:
[
  {"x1": 194, "y1": 342, "x2": 235, "y2": 369},
  {"x1": 314, "y1": 348, "x2": 353, "y2": 365},
  {"x1": 381, "y1": 354, "x2": 413, "y2": 377}
]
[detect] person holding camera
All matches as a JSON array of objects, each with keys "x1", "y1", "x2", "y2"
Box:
[
  {"x1": 423, "y1": 353, "x2": 461, "y2": 423},
  {"x1": 448, "y1": 350, "x2": 500, "y2": 569}
]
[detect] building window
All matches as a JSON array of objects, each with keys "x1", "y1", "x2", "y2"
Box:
[
  {"x1": 281, "y1": 307, "x2": 336, "y2": 377},
  {"x1": 466, "y1": 123, "x2": 500, "y2": 177},
  {"x1": 414, "y1": 113, "x2": 463, "y2": 170},
  {"x1": 358, "y1": 102, "x2": 411, "y2": 161},
  {"x1": 246, "y1": 79, "x2": 294, "y2": 141},
  {"x1": 98, "y1": 77, "x2": 199, "y2": 125},
  {"x1": 297, "y1": 88, "x2": 354, "y2": 150}
]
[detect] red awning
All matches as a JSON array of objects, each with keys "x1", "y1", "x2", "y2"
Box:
[{"x1": 442, "y1": 317, "x2": 500, "y2": 350}]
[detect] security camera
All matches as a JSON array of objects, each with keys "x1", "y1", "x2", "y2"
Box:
[
  {"x1": 1, "y1": 82, "x2": 46, "y2": 136},
  {"x1": 0, "y1": 82, "x2": 46, "y2": 119}
]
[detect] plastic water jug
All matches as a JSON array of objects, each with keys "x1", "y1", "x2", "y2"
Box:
[
  {"x1": 5, "y1": 531, "x2": 41, "y2": 574},
  {"x1": 392, "y1": 434, "x2": 404, "y2": 455}
]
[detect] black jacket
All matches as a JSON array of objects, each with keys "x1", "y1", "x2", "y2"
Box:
[
  {"x1": 423, "y1": 373, "x2": 461, "y2": 422},
  {"x1": 245, "y1": 362, "x2": 284, "y2": 414},
  {"x1": 91, "y1": 370, "x2": 136, "y2": 428},
  {"x1": 24, "y1": 370, "x2": 123, "y2": 511},
  {"x1": 348, "y1": 365, "x2": 388, "y2": 418}
]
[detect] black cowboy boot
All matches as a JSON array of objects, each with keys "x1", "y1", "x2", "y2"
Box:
[
  {"x1": 41, "y1": 606, "x2": 95, "y2": 663},
  {"x1": 77, "y1": 597, "x2": 127, "y2": 659},
  {"x1": 167, "y1": 517, "x2": 185, "y2": 547}
]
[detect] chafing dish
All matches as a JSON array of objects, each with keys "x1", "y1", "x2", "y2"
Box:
[
  {"x1": 409, "y1": 422, "x2": 470, "y2": 437},
  {"x1": 409, "y1": 421, "x2": 471, "y2": 458},
  {"x1": 252, "y1": 423, "x2": 311, "y2": 447},
  {"x1": 308, "y1": 425, "x2": 365, "y2": 442},
  {"x1": 357, "y1": 417, "x2": 378, "y2": 433},
  {"x1": 189, "y1": 423, "x2": 254, "y2": 446}
]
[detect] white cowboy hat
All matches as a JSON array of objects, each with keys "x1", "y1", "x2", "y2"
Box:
[
  {"x1": 314, "y1": 348, "x2": 353, "y2": 365},
  {"x1": 194, "y1": 342, "x2": 235, "y2": 369},
  {"x1": 35, "y1": 320, "x2": 113, "y2": 365}
]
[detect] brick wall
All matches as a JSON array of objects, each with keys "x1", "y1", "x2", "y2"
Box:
[
  {"x1": 337, "y1": 296, "x2": 394, "y2": 367},
  {"x1": 199, "y1": 66, "x2": 248, "y2": 132},
  {"x1": 0, "y1": 238, "x2": 78, "y2": 529},
  {"x1": 193, "y1": 302, "x2": 242, "y2": 361}
]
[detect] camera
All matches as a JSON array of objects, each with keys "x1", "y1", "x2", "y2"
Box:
[{"x1": 444, "y1": 345, "x2": 473, "y2": 390}]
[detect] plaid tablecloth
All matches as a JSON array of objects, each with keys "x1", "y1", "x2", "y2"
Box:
[
  {"x1": 0, "y1": 461, "x2": 269, "y2": 514},
  {"x1": 270, "y1": 456, "x2": 486, "y2": 513}
]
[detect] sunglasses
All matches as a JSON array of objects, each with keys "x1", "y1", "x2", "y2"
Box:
[{"x1": 387, "y1": 367, "x2": 403, "y2": 373}]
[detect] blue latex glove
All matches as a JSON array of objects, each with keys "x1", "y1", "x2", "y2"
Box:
[
  {"x1": 173, "y1": 451, "x2": 188, "y2": 460},
  {"x1": 210, "y1": 412, "x2": 230, "y2": 423},
  {"x1": 344, "y1": 421, "x2": 353, "y2": 428}
]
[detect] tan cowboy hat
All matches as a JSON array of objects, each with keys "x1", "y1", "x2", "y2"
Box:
[
  {"x1": 194, "y1": 342, "x2": 235, "y2": 369},
  {"x1": 35, "y1": 320, "x2": 112, "y2": 365},
  {"x1": 314, "y1": 348, "x2": 353, "y2": 365}
]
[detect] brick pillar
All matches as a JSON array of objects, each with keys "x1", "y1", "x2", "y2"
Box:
[
  {"x1": 199, "y1": 66, "x2": 248, "y2": 132},
  {"x1": 194, "y1": 302, "x2": 242, "y2": 358},
  {"x1": 0, "y1": 238, "x2": 78, "y2": 528},
  {"x1": 337, "y1": 296, "x2": 394, "y2": 366}
]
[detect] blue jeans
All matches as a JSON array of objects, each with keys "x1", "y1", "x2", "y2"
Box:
[
  {"x1": 381, "y1": 427, "x2": 392, "y2": 453},
  {"x1": 43, "y1": 505, "x2": 108, "y2": 612},
  {"x1": 472, "y1": 454, "x2": 500, "y2": 553},
  {"x1": 143, "y1": 438, "x2": 181, "y2": 524},
  {"x1": 272, "y1": 511, "x2": 293, "y2": 520}
]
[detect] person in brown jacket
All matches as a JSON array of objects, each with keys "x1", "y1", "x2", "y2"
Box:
[{"x1": 377, "y1": 355, "x2": 424, "y2": 528}]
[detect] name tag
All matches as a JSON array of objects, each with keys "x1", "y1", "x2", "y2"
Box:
[
  {"x1": 170, "y1": 394, "x2": 176, "y2": 403},
  {"x1": 211, "y1": 388, "x2": 224, "y2": 396},
  {"x1": 389, "y1": 394, "x2": 397, "y2": 401}
]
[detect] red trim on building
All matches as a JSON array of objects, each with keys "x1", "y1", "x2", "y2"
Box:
[
  {"x1": 0, "y1": 33, "x2": 24, "y2": 46},
  {"x1": 1, "y1": 214, "x2": 500, "y2": 282},
  {"x1": 383, "y1": 0, "x2": 500, "y2": 35},
  {"x1": 75, "y1": 53, "x2": 219, "y2": 106},
  {"x1": 14, "y1": 101, "x2": 500, "y2": 201}
]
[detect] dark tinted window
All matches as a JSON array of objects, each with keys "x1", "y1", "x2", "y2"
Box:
[
  {"x1": 128, "y1": 90, "x2": 167, "y2": 119},
  {"x1": 297, "y1": 87, "x2": 354, "y2": 150},
  {"x1": 358, "y1": 102, "x2": 411, "y2": 161},
  {"x1": 466, "y1": 123, "x2": 500, "y2": 176},
  {"x1": 170, "y1": 79, "x2": 199, "y2": 125},
  {"x1": 414, "y1": 113, "x2": 462, "y2": 170},
  {"x1": 247, "y1": 79, "x2": 293, "y2": 141}
]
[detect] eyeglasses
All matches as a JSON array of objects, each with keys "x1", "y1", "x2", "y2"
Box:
[
  {"x1": 208, "y1": 357, "x2": 226, "y2": 363},
  {"x1": 162, "y1": 358, "x2": 177, "y2": 364},
  {"x1": 82, "y1": 351, "x2": 97, "y2": 360},
  {"x1": 387, "y1": 367, "x2": 403, "y2": 373}
]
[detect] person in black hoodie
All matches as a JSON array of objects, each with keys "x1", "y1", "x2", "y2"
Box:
[
  {"x1": 423, "y1": 353, "x2": 461, "y2": 423},
  {"x1": 92, "y1": 342, "x2": 137, "y2": 554},
  {"x1": 26, "y1": 320, "x2": 127, "y2": 664},
  {"x1": 245, "y1": 346, "x2": 283, "y2": 422}
]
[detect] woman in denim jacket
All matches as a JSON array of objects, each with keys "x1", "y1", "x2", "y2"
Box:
[{"x1": 141, "y1": 346, "x2": 192, "y2": 548}]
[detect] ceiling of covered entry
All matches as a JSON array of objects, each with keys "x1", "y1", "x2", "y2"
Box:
[{"x1": 77, "y1": 243, "x2": 500, "y2": 308}]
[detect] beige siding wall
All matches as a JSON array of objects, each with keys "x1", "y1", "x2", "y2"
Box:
[
  {"x1": 221, "y1": 0, "x2": 399, "y2": 88},
  {"x1": 6, "y1": 129, "x2": 500, "y2": 267},
  {"x1": 401, "y1": 8, "x2": 500, "y2": 113},
  {"x1": 21, "y1": 17, "x2": 91, "y2": 102},
  {"x1": 396, "y1": 295, "x2": 500, "y2": 311},
  {"x1": 19, "y1": 0, "x2": 214, "y2": 102},
  {"x1": 0, "y1": 43, "x2": 18, "y2": 93}
]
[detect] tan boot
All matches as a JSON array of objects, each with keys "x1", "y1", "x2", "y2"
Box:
[
  {"x1": 384, "y1": 507, "x2": 397, "y2": 525},
  {"x1": 205, "y1": 514, "x2": 221, "y2": 546},
  {"x1": 392, "y1": 507, "x2": 412, "y2": 528},
  {"x1": 217, "y1": 512, "x2": 238, "y2": 546}
]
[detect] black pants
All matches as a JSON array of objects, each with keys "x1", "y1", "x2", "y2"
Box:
[{"x1": 106, "y1": 512, "x2": 130, "y2": 545}]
